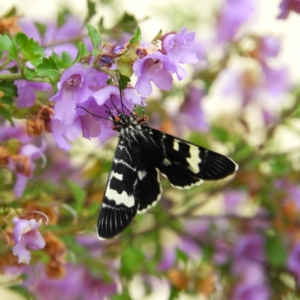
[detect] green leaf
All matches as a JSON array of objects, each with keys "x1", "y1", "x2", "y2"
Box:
[
  {"x1": 9, "y1": 285, "x2": 32, "y2": 300},
  {"x1": 114, "y1": 13, "x2": 138, "y2": 34},
  {"x1": 176, "y1": 248, "x2": 189, "y2": 264},
  {"x1": 129, "y1": 26, "x2": 142, "y2": 44},
  {"x1": 66, "y1": 180, "x2": 87, "y2": 213},
  {"x1": 0, "y1": 80, "x2": 17, "y2": 100},
  {"x1": 23, "y1": 66, "x2": 36, "y2": 80},
  {"x1": 3, "y1": 6, "x2": 17, "y2": 18},
  {"x1": 50, "y1": 51, "x2": 72, "y2": 69},
  {"x1": 265, "y1": 233, "x2": 287, "y2": 267},
  {"x1": 36, "y1": 57, "x2": 60, "y2": 81},
  {"x1": 62, "y1": 51, "x2": 72, "y2": 68},
  {"x1": 152, "y1": 29, "x2": 163, "y2": 42},
  {"x1": 117, "y1": 57, "x2": 133, "y2": 77},
  {"x1": 86, "y1": 0, "x2": 97, "y2": 22},
  {"x1": 118, "y1": 74, "x2": 130, "y2": 90},
  {"x1": 92, "y1": 49, "x2": 100, "y2": 56},
  {"x1": 120, "y1": 247, "x2": 145, "y2": 276},
  {"x1": 86, "y1": 24, "x2": 102, "y2": 49},
  {"x1": 74, "y1": 41, "x2": 90, "y2": 63},
  {"x1": 0, "y1": 34, "x2": 13, "y2": 53},
  {"x1": 15, "y1": 32, "x2": 45, "y2": 66},
  {"x1": 0, "y1": 106, "x2": 13, "y2": 125}
]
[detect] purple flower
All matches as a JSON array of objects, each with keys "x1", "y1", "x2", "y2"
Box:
[
  {"x1": 19, "y1": 15, "x2": 87, "y2": 59},
  {"x1": 50, "y1": 63, "x2": 109, "y2": 150},
  {"x1": 287, "y1": 242, "x2": 300, "y2": 284},
  {"x1": 133, "y1": 51, "x2": 175, "y2": 96},
  {"x1": 216, "y1": 0, "x2": 256, "y2": 43},
  {"x1": 9, "y1": 141, "x2": 46, "y2": 197},
  {"x1": 50, "y1": 118, "x2": 82, "y2": 151},
  {"x1": 24, "y1": 264, "x2": 117, "y2": 300},
  {"x1": 177, "y1": 86, "x2": 209, "y2": 133},
  {"x1": 12, "y1": 217, "x2": 45, "y2": 264},
  {"x1": 261, "y1": 64, "x2": 289, "y2": 97},
  {"x1": 232, "y1": 266, "x2": 270, "y2": 300},
  {"x1": 158, "y1": 246, "x2": 176, "y2": 271},
  {"x1": 223, "y1": 190, "x2": 247, "y2": 214},
  {"x1": 278, "y1": 0, "x2": 300, "y2": 19},
  {"x1": 0, "y1": 125, "x2": 46, "y2": 196},
  {"x1": 134, "y1": 30, "x2": 198, "y2": 97},
  {"x1": 258, "y1": 36, "x2": 281, "y2": 60},
  {"x1": 51, "y1": 64, "x2": 107, "y2": 125},
  {"x1": 233, "y1": 234, "x2": 265, "y2": 274},
  {"x1": 162, "y1": 28, "x2": 198, "y2": 78},
  {"x1": 92, "y1": 85, "x2": 143, "y2": 108},
  {"x1": 14, "y1": 80, "x2": 51, "y2": 108}
]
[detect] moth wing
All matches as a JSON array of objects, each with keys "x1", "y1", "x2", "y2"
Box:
[
  {"x1": 97, "y1": 141, "x2": 138, "y2": 239},
  {"x1": 142, "y1": 128, "x2": 238, "y2": 189}
]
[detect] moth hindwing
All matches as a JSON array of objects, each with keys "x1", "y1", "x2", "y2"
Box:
[{"x1": 97, "y1": 112, "x2": 238, "y2": 239}]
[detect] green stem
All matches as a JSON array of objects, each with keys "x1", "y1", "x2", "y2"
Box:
[{"x1": 0, "y1": 73, "x2": 52, "y2": 83}]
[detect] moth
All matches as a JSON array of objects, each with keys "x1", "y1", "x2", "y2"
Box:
[{"x1": 95, "y1": 103, "x2": 238, "y2": 239}]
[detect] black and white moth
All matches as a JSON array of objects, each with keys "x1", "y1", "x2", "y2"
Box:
[{"x1": 97, "y1": 108, "x2": 238, "y2": 239}]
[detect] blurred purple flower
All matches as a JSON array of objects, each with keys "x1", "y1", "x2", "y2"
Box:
[
  {"x1": 15, "y1": 80, "x2": 51, "y2": 108},
  {"x1": 278, "y1": 0, "x2": 300, "y2": 19},
  {"x1": 178, "y1": 86, "x2": 209, "y2": 133},
  {"x1": 19, "y1": 15, "x2": 86, "y2": 59},
  {"x1": 223, "y1": 190, "x2": 247, "y2": 214},
  {"x1": 216, "y1": 0, "x2": 256, "y2": 43},
  {"x1": 232, "y1": 265, "x2": 270, "y2": 300},
  {"x1": 12, "y1": 217, "x2": 45, "y2": 264},
  {"x1": 24, "y1": 264, "x2": 117, "y2": 300},
  {"x1": 76, "y1": 234, "x2": 106, "y2": 258},
  {"x1": 262, "y1": 64, "x2": 289, "y2": 97},
  {"x1": 158, "y1": 246, "x2": 176, "y2": 271},
  {"x1": 233, "y1": 234, "x2": 265, "y2": 273},
  {"x1": 0, "y1": 125, "x2": 30, "y2": 144},
  {"x1": 287, "y1": 242, "x2": 300, "y2": 285},
  {"x1": 214, "y1": 238, "x2": 231, "y2": 265},
  {"x1": 258, "y1": 36, "x2": 281, "y2": 60},
  {"x1": 9, "y1": 141, "x2": 46, "y2": 197},
  {"x1": 51, "y1": 118, "x2": 82, "y2": 151},
  {"x1": 1, "y1": 125, "x2": 46, "y2": 196},
  {"x1": 158, "y1": 236, "x2": 201, "y2": 271}
]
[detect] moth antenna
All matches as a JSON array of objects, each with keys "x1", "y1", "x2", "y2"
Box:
[
  {"x1": 140, "y1": 102, "x2": 146, "y2": 115},
  {"x1": 115, "y1": 72, "x2": 125, "y2": 114},
  {"x1": 76, "y1": 106, "x2": 112, "y2": 121},
  {"x1": 110, "y1": 96, "x2": 121, "y2": 114}
]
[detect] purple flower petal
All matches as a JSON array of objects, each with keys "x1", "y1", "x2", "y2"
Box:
[
  {"x1": 14, "y1": 80, "x2": 51, "y2": 108},
  {"x1": 278, "y1": 0, "x2": 300, "y2": 19},
  {"x1": 216, "y1": 0, "x2": 256, "y2": 43},
  {"x1": 134, "y1": 52, "x2": 174, "y2": 96},
  {"x1": 162, "y1": 28, "x2": 198, "y2": 65},
  {"x1": 179, "y1": 86, "x2": 209, "y2": 132},
  {"x1": 51, "y1": 118, "x2": 81, "y2": 151},
  {"x1": 23, "y1": 264, "x2": 117, "y2": 300},
  {"x1": 12, "y1": 217, "x2": 45, "y2": 264}
]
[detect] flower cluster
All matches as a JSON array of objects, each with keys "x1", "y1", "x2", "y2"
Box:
[
  {"x1": 0, "y1": 125, "x2": 46, "y2": 197},
  {"x1": 1, "y1": 0, "x2": 300, "y2": 299}
]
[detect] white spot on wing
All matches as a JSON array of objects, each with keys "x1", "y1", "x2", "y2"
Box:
[
  {"x1": 187, "y1": 145, "x2": 202, "y2": 174},
  {"x1": 163, "y1": 158, "x2": 171, "y2": 166},
  {"x1": 106, "y1": 188, "x2": 135, "y2": 207},
  {"x1": 173, "y1": 140, "x2": 180, "y2": 151},
  {"x1": 138, "y1": 170, "x2": 147, "y2": 180},
  {"x1": 113, "y1": 172, "x2": 123, "y2": 181}
]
